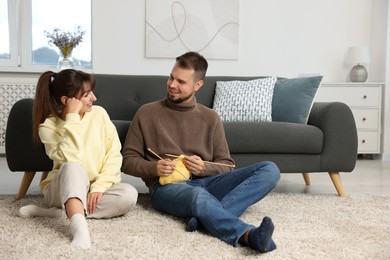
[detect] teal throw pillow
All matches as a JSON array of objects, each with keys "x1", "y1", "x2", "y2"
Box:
[{"x1": 272, "y1": 76, "x2": 323, "y2": 124}]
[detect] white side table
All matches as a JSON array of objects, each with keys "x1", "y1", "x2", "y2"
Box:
[{"x1": 315, "y1": 82, "x2": 383, "y2": 154}]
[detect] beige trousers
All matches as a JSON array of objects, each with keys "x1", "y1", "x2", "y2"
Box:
[{"x1": 43, "y1": 162, "x2": 138, "y2": 219}]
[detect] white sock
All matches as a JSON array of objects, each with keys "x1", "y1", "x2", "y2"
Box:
[
  {"x1": 18, "y1": 205, "x2": 63, "y2": 218},
  {"x1": 69, "y1": 213, "x2": 91, "y2": 249}
]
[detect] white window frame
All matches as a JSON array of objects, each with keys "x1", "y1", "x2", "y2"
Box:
[
  {"x1": 20, "y1": 0, "x2": 34, "y2": 70},
  {"x1": 0, "y1": 0, "x2": 19, "y2": 67},
  {"x1": 1, "y1": 0, "x2": 92, "y2": 73}
]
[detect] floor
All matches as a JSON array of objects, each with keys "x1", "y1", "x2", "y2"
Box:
[{"x1": 1, "y1": 155, "x2": 389, "y2": 196}]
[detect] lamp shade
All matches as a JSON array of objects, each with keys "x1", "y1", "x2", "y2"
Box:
[{"x1": 346, "y1": 46, "x2": 371, "y2": 64}]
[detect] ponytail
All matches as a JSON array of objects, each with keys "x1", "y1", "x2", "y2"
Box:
[{"x1": 32, "y1": 71, "x2": 59, "y2": 142}]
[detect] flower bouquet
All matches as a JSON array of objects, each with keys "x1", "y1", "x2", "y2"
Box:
[{"x1": 44, "y1": 26, "x2": 85, "y2": 68}]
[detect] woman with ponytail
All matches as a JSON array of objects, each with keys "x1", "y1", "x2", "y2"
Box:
[{"x1": 20, "y1": 69, "x2": 138, "y2": 249}]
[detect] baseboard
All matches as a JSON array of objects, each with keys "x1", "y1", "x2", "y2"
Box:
[{"x1": 381, "y1": 153, "x2": 390, "y2": 161}]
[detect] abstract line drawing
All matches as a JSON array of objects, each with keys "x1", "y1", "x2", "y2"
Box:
[{"x1": 145, "y1": 0, "x2": 239, "y2": 60}]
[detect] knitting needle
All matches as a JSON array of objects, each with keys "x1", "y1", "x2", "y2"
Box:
[
  {"x1": 147, "y1": 148, "x2": 190, "y2": 180},
  {"x1": 164, "y1": 154, "x2": 235, "y2": 168},
  {"x1": 147, "y1": 147, "x2": 164, "y2": 160}
]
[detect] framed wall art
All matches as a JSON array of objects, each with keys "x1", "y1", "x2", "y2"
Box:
[{"x1": 145, "y1": 0, "x2": 239, "y2": 59}]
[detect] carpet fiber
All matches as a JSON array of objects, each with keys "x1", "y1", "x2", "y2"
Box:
[{"x1": 1, "y1": 193, "x2": 389, "y2": 259}]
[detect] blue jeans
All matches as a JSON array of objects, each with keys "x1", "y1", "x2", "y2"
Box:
[{"x1": 150, "y1": 161, "x2": 280, "y2": 246}]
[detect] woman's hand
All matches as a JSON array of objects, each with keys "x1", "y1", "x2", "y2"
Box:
[
  {"x1": 63, "y1": 97, "x2": 83, "y2": 115},
  {"x1": 87, "y1": 192, "x2": 103, "y2": 214}
]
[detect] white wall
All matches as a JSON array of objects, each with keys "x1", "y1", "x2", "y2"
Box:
[
  {"x1": 92, "y1": 0, "x2": 386, "y2": 82},
  {"x1": 371, "y1": 0, "x2": 388, "y2": 82},
  {"x1": 91, "y1": 0, "x2": 390, "y2": 160},
  {"x1": 383, "y1": 2, "x2": 390, "y2": 161}
]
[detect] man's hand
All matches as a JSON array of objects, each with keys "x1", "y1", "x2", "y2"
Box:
[
  {"x1": 87, "y1": 192, "x2": 103, "y2": 214},
  {"x1": 183, "y1": 155, "x2": 205, "y2": 176},
  {"x1": 157, "y1": 159, "x2": 176, "y2": 176}
]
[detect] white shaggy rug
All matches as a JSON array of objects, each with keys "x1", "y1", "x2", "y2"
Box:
[{"x1": 1, "y1": 193, "x2": 389, "y2": 259}]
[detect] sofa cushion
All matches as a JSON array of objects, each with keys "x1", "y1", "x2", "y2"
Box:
[
  {"x1": 223, "y1": 121, "x2": 323, "y2": 154},
  {"x1": 272, "y1": 76, "x2": 323, "y2": 124},
  {"x1": 212, "y1": 77, "x2": 277, "y2": 122},
  {"x1": 112, "y1": 120, "x2": 323, "y2": 156}
]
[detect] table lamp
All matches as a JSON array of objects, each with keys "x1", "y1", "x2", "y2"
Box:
[{"x1": 346, "y1": 46, "x2": 371, "y2": 82}]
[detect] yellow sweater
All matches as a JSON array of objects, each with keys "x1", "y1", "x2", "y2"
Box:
[{"x1": 39, "y1": 106, "x2": 122, "y2": 193}]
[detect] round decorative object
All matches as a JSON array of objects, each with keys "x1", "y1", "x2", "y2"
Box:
[{"x1": 350, "y1": 64, "x2": 368, "y2": 82}]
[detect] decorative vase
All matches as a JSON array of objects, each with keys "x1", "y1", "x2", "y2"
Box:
[
  {"x1": 57, "y1": 47, "x2": 74, "y2": 69},
  {"x1": 350, "y1": 64, "x2": 368, "y2": 82},
  {"x1": 57, "y1": 56, "x2": 74, "y2": 69}
]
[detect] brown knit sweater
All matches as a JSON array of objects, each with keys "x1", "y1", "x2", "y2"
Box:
[{"x1": 121, "y1": 97, "x2": 235, "y2": 191}]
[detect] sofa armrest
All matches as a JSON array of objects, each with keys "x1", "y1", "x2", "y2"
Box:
[
  {"x1": 5, "y1": 98, "x2": 52, "y2": 172},
  {"x1": 308, "y1": 102, "x2": 358, "y2": 172}
]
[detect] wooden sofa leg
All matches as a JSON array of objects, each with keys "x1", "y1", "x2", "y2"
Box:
[
  {"x1": 302, "y1": 172, "x2": 310, "y2": 185},
  {"x1": 16, "y1": 171, "x2": 37, "y2": 200},
  {"x1": 40, "y1": 171, "x2": 49, "y2": 183},
  {"x1": 329, "y1": 172, "x2": 346, "y2": 197}
]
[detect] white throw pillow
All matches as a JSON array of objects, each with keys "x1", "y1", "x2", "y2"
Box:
[{"x1": 212, "y1": 77, "x2": 277, "y2": 122}]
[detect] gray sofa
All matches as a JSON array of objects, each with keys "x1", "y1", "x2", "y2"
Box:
[{"x1": 5, "y1": 74, "x2": 358, "y2": 199}]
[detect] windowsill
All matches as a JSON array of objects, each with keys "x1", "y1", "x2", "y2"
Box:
[{"x1": 0, "y1": 66, "x2": 93, "y2": 76}]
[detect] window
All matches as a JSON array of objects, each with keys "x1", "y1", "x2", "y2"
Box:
[
  {"x1": 0, "y1": 0, "x2": 17, "y2": 67},
  {"x1": 1, "y1": 0, "x2": 91, "y2": 70},
  {"x1": 31, "y1": 0, "x2": 91, "y2": 67},
  {"x1": 0, "y1": 0, "x2": 10, "y2": 60}
]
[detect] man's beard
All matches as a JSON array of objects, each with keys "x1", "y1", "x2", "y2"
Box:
[{"x1": 167, "y1": 93, "x2": 193, "y2": 104}]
